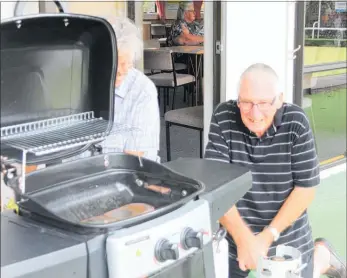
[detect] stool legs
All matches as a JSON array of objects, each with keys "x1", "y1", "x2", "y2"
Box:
[
  {"x1": 199, "y1": 129, "x2": 203, "y2": 158},
  {"x1": 166, "y1": 122, "x2": 171, "y2": 161}
]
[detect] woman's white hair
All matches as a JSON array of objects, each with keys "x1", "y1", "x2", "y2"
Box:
[{"x1": 104, "y1": 16, "x2": 143, "y2": 64}]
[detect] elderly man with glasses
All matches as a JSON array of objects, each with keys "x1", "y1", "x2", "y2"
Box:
[
  {"x1": 204, "y1": 63, "x2": 346, "y2": 278},
  {"x1": 167, "y1": 1, "x2": 204, "y2": 47}
]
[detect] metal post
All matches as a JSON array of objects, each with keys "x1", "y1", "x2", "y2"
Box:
[
  {"x1": 203, "y1": 0, "x2": 215, "y2": 150},
  {"x1": 134, "y1": 1, "x2": 144, "y2": 71},
  {"x1": 220, "y1": 1, "x2": 227, "y2": 103},
  {"x1": 21, "y1": 151, "x2": 27, "y2": 195},
  {"x1": 293, "y1": 1, "x2": 306, "y2": 107},
  {"x1": 317, "y1": 0, "x2": 322, "y2": 38},
  {"x1": 312, "y1": 21, "x2": 318, "y2": 39},
  {"x1": 38, "y1": 1, "x2": 46, "y2": 13}
]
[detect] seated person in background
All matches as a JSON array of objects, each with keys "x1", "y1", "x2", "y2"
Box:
[
  {"x1": 95, "y1": 16, "x2": 160, "y2": 161},
  {"x1": 67, "y1": 17, "x2": 160, "y2": 162},
  {"x1": 167, "y1": 1, "x2": 204, "y2": 47}
]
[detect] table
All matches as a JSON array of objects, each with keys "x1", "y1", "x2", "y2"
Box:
[{"x1": 144, "y1": 45, "x2": 204, "y2": 106}]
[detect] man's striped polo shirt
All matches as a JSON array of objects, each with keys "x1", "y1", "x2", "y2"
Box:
[{"x1": 204, "y1": 100, "x2": 320, "y2": 264}]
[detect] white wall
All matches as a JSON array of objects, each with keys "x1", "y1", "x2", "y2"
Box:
[
  {"x1": 0, "y1": 0, "x2": 126, "y2": 19},
  {"x1": 165, "y1": 2, "x2": 179, "y2": 19},
  {"x1": 1, "y1": 1, "x2": 39, "y2": 19},
  {"x1": 222, "y1": 1, "x2": 296, "y2": 103},
  {"x1": 66, "y1": 0, "x2": 127, "y2": 17}
]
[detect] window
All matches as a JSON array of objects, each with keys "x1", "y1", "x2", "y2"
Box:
[
  {"x1": 143, "y1": 1, "x2": 156, "y2": 14},
  {"x1": 305, "y1": 1, "x2": 347, "y2": 40},
  {"x1": 303, "y1": 1, "x2": 346, "y2": 166}
]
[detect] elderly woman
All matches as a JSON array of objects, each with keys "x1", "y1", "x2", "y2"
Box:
[
  {"x1": 64, "y1": 17, "x2": 160, "y2": 162},
  {"x1": 101, "y1": 17, "x2": 160, "y2": 161},
  {"x1": 167, "y1": 1, "x2": 204, "y2": 47}
]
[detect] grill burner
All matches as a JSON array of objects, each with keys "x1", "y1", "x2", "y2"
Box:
[{"x1": 81, "y1": 203, "x2": 155, "y2": 224}]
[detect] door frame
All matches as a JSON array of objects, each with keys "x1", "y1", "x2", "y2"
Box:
[
  {"x1": 293, "y1": 1, "x2": 306, "y2": 107},
  {"x1": 203, "y1": 0, "x2": 222, "y2": 149}
]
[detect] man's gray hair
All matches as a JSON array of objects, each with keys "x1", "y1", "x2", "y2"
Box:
[
  {"x1": 237, "y1": 63, "x2": 282, "y2": 96},
  {"x1": 104, "y1": 16, "x2": 143, "y2": 64}
]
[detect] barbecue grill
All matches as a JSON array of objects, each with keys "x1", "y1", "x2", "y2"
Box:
[
  {"x1": 1, "y1": 10, "x2": 120, "y2": 186},
  {"x1": 1, "y1": 5, "x2": 252, "y2": 278}
]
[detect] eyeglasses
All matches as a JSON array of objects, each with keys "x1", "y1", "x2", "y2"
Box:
[{"x1": 237, "y1": 96, "x2": 277, "y2": 112}]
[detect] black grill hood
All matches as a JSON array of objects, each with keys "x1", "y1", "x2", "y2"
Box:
[{"x1": 1, "y1": 13, "x2": 118, "y2": 164}]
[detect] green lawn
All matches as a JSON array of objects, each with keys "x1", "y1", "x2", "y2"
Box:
[
  {"x1": 309, "y1": 170, "x2": 347, "y2": 261},
  {"x1": 304, "y1": 87, "x2": 347, "y2": 162},
  {"x1": 305, "y1": 88, "x2": 346, "y2": 134}
]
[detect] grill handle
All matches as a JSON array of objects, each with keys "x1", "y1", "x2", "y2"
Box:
[{"x1": 14, "y1": 0, "x2": 66, "y2": 17}]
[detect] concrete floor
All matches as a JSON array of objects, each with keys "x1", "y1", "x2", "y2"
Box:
[{"x1": 158, "y1": 88, "x2": 201, "y2": 162}]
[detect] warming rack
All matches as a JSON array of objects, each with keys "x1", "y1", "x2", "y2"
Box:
[{"x1": 1, "y1": 111, "x2": 138, "y2": 194}]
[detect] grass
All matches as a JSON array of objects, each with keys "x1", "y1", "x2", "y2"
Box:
[
  {"x1": 304, "y1": 87, "x2": 347, "y2": 162},
  {"x1": 306, "y1": 88, "x2": 346, "y2": 263},
  {"x1": 309, "y1": 170, "x2": 347, "y2": 261},
  {"x1": 305, "y1": 88, "x2": 346, "y2": 134}
]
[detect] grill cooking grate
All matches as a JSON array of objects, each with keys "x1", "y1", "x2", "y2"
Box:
[
  {"x1": 1, "y1": 111, "x2": 133, "y2": 156},
  {"x1": 1, "y1": 112, "x2": 139, "y2": 194}
]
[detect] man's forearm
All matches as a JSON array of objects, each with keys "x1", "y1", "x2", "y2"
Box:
[
  {"x1": 269, "y1": 186, "x2": 316, "y2": 234},
  {"x1": 187, "y1": 34, "x2": 203, "y2": 43},
  {"x1": 220, "y1": 205, "x2": 253, "y2": 245},
  {"x1": 179, "y1": 34, "x2": 204, "y2": 45},
  {"x1": 124, "y1": 150, "x2": 144, "y2": 157}
]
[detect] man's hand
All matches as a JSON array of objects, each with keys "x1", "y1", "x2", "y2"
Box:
[
  {"x1": 236, "y1": 230, "x2": 273, "y2": 271},
  {"x1": 236, "y1": 233, "x2": 259, "y2": 271},
  {"x1": 255, "y1": 229, "x2": 274, "y2": 257}
]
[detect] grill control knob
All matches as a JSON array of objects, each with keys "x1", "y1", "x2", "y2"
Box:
[
  {"x1": 154, "y1": 239, "x2": 179, "y2": 262},
  {"x1": 181, "y1": 227, "x2": 204, "y2": 250}
]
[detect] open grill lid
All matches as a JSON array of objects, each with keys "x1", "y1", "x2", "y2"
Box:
[{"x1": 1, "y1": 10, "x2": 118, "y2": 165}]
